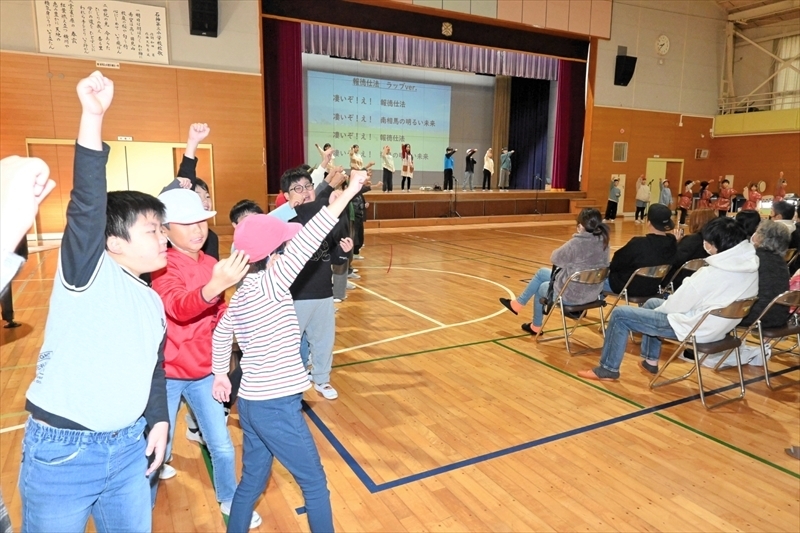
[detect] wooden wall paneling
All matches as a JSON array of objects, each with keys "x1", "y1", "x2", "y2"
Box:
[
  {"x1": 484, "y1": 199, "x2": 516, "y2": 215},
  {"x1": 590, "y1": 0, "x2": 612, "y2": 39},
  {"x1": 497, "y1": 0, "x2": 523, "y2": 22},
  {"x1": 545, "y1": 0, "x2": 570, "y2": 31},
  {"x1": 0, "y1": 53, "x2": 55, "y2": 159},
  {"x1": 176, "y1": 69, "x2": 267, "y2": 230},
  {"x1": 453, "y1": 200, "x2": 485, "y2": 216},
  {"x1": 374, "y1": 202, "x2": 415, "y2": 219},
  {"x1": 586, "y1": 106, "x2": 631, "y2": 210},
  {"x1": 545, "y1": 198, "x2": 570, "y2": 213},
  {"x1": 711, "y1": 133, "x2": 800, "y2": 195},
  {"x1": 415, "y1": 201, "x2": 451, "y2": 218},
  {"x1": 46, "y1": 57, "x2": 181, "y2": 142},
  {"x1": 522, "y1": 0, "x2": 547, "y2": 27},
  {"x1": 568, "y1": 0, "x2": 592, "y2": 35}
]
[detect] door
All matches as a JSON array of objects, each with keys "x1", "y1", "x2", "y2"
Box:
[{"x1": 645, "y1": 160, "x2": 666, "y2": 206}]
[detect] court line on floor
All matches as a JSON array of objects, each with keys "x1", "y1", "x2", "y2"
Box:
[
  {"x1": 496, "y1": 341, "x2": 800, "y2": 480},
  {"x1": 351, "y1": 283, "x2": 445, "y2": 327},
  {"x1": 300, "y1": 344, "x2": 800, "y2": 493},
  {"x1": 334, "y1": 267, "x2": 515, "y2": 355}
]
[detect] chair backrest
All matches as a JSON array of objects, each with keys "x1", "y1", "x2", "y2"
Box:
[
  {"x1": 569, "y1": 267, "x2": 610, "y2": 285},
  {"x1": 708, "y1": 297, "x2": 759, "y2": 319},
  {"x1": 681, "y1": 258, "x2": 708, "y2": 273},
  {"x1": 633, "y1": 264, "x2": 672, "y2": 280},
  {"x1": 785, "y1": 248, "x2": 797, "y2": 263},
  {"x1": 768, "y1": 290, "x2": 800, "y2": 310}
]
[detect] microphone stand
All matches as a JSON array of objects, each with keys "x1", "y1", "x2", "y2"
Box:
[
  {"x1": 445, "y1": 178, "x2": 461, "y2": 217},
  {"x1": 532, "y1": 175, "x2": 542, "y2": 215}
]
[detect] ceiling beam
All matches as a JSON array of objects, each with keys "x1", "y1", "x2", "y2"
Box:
[{"x1": 728, "y1": 0, "x2": 800, "y2": 22}]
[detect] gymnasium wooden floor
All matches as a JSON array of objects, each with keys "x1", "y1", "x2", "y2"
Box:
[{"x1": 1, "y1": 220, "x2": 799, "y2": 532}]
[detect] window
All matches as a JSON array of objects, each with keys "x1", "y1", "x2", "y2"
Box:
[
  {"x1": 612, "y1": 142, "x2": 628, "y2": 162},
  {"x1": 773, "y1": 35, "x2": 800, "y2": 110}
]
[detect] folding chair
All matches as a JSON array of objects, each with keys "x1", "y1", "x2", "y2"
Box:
[
  {"x1": 660, "y1": 258, "x2": 707, "y2": 295},
  {"x1": 649, "y1": 297, "x2": 758, "y2": 410},
  {"x1": 784, "y1": 248, "x2": 797, "y2": 264},
  {"x1": 733, "y1": 290, "x2": 800, "y2": 390},
  {"x1": 535, "y1": 267, "x2": 610, "y2": 355},
  {"x1": 602, "y1": 264, "x2": 672, "y2": 340}
]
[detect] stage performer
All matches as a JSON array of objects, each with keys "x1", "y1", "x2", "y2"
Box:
[
  {"x1": 716, "y1": 179, "x2": 737, "y2": 217},
  {"x1": 743, "y1": 182, "x2": 761, "y2": 211},
  {"x1": 698, "y1": 180, "x2": 715, "y2": 209},
  {"x1": 482, "y1": 148, "x2": 494, "y2": 191},
  {"x1": 443, "y1": 147, "x2": 457, "y2": 191},
  {"x1": 775, "y1": 172, "x2": 787, "y2": 203},
  {"x1": 678, "y1": 180, "x2": 696, "y2": 226},
  {"x1": 401, "y1": 144, "x2": 414, "y2": 192},
  {"x1": 499, "y1": 148, "x2": 514, "y2": 191},
  {"x1": 381, "y1": 145, "x2": 394, "y2": 193},
  {"x1": 463, "y1": 149, "x2": 477, "y2": 192},
  {"x1": 604, "y1": 177, "x2": 621, "y2": 222}
]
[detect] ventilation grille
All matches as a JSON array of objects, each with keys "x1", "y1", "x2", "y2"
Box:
[{"x1": 612, "y1": 142, "x2": 628, "y2": 162}]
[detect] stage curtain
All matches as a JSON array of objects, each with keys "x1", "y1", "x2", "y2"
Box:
[
  {"x1": 263, "y1": 18, "x2": 305, "y2": 194},
  {"x1": 508, "y1": 78, "x2": 550, "y2": 190},
  {"x1": 491, "y1": 76, "x2": 512, "y2": 189},
  {"x1": 552, "y1": 60, "x2": 586, "y2": 191},
  {"x1": 302, "y1": 24, "x2": 558, "y2": 80}
]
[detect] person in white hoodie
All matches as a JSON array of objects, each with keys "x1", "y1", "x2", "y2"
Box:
[
  {"x1": 578, "y1": 216, "x2": 759, "y2": 381},
  {"x1": 634, "y1": 175, "x2": 651, "y2": 224}
]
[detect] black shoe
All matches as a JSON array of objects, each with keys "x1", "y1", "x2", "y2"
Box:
[
  {"x1": 682, "y1": 349, "x2": 695, "y2": 360},
  {"x1": 4, "y1": 321, "x2": 21, "y2": 329},
  {"x1": 641, "y1": 360, "x2": 658, "y2": 374},
  {"x1": 521, "y1": 323, "x2": 539, "y2": 335},
  {"x1": 499, "y1": 298, "x2": 518, "y2": 315}
]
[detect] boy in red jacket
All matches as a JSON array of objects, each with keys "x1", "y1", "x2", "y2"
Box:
[{"x1": 150, "y1": 188, "x2": 261, "y2": 528}]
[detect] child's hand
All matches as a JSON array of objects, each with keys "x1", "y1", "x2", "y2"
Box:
[
  {"x1": 188, "y1": 123, "x2": 210, "y2": 144},
  {"x1": 340, "y1": 237, "x2": 353, "y2": 252},
  {"x1": 76, "y1": 71, "x2": 114, "y2": 115},
  {"x1": 347, "y1": 171, "x2": 367, "y2": 193},
  {"x1": 177, "y1": 177, "x2": 192, "y2": 189},
  {"x1": 212, "y1": 374, "x2": 232, "y2": 403},
  {"x1": 0, "y1": 156, "x2": 55, "y2": 251},
  {"x1": 144, "y1": 421, "x2": 169, "y2": 476},
  {"x1": 208, "y1": 250, "x2": 250, "y2": 296}
]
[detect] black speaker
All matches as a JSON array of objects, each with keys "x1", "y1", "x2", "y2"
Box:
[
  {"x1": 189, "y1": 0, "x2": 218, "y2": 37},
  {"x1": 614, "y1": 55, "x2": 637, "y2": 86}
]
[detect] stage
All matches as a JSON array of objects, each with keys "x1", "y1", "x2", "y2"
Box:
[{"x1": 265, "y1": 190, "x2": 591, "y2": 229}]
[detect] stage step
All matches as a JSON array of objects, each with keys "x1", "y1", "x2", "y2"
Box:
[{"x1": 364, "y1": 212, "x2": 576, "y2": 229}]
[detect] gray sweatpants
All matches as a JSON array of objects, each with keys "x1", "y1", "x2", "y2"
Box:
[
  {"x1": 463, "y1": 171, "x2": 474, "y2": 191},
  {"x1": 294, "y1": 297, "x2": 336, "y2": 384},
  {"x1": 499, "y1": 168, "x2": 510, "y2": 188}
]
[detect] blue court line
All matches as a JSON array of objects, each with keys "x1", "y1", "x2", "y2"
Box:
[{"x1": 302, "y1": 363, "x2": 799, "y2": 493}]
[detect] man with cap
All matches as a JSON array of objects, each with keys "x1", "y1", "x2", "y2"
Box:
[
  {"x1": 604, "y1": 204, "x2": 677, "y2": 298},
  {"x1": 579, "y1": 216, "x2": 758, "y2": 381},
  {"x1": 150, "y1": 189, "x2": 262, "y2": 529}
]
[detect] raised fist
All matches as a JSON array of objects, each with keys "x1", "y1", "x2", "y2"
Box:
[
  {"x1": 76, "y1": 71, "x2": 114, "y2": 115},
  {"x1": 188, "y1": 123, "x2": 210, "y2": 143}
]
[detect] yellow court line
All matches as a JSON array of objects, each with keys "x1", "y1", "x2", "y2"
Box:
[{"x1": 334, "y1": 266, "x2": 515, "y2": 355}]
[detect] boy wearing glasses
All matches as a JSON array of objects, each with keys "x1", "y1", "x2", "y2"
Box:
[{"x1": 281, "y1": 167, "x2": 352, "y2": 400}]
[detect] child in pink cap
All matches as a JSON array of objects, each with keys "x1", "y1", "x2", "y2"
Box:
[{"x1": 211, "y1": 171, "x2": 366, "y2": 533}]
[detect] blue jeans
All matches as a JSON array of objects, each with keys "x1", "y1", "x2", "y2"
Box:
[
  {"x1": 151, "y1": 375, "x2": 237, "y2": 506},
  {"x1": 228, "y1": 395, "x2": 332, "y2": 533},
  {"x1": 518, "y1": 268, "x2": 577, "y2": 327},
  {"x1": 598, "y1": 298, "x2": 677, "y2": 373},
  {"x1": 19, "y1": 417, "x2": 150, "y2": 533}
]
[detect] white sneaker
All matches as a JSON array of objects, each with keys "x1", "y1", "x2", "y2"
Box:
[
  {"x1": 220, "y1": 502, "x2": 262, "y2": 529},
  {"x1": 346, "y1": 282, "x2": 356, "y2": 290},
  {"x1": 159, "y1": 464, "x2": 177, "y2": 480},
  {"x1": 352, "y1": 268, "x2": 359, "y2": 273},
  {"x1": 333, "y1": 297, "x2": 343, "y2": 303},
  {"x1": 354, "y1": 254, "x2": 365, "y2": 260},
  {"x1": 347, "y1": 272, "x2": 361, "y2": 279},
  {"x1": 314, "y1": 383, "x2": 339, "y2": 400}
]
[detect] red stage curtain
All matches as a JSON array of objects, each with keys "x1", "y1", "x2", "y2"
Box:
[
  {"x1": 263, "y1": 18, "x2": 305, "y2": 194},
  {"x1": 552, "y1": 60, "x2": 586, "y2": 191}
]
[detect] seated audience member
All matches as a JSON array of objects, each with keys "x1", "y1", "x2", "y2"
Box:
[
  {"x1": 740, "y1": 220, "x2": 791, "y2": 329},
  {"x1": 665, "y1": 208, "x2": 716, "y2": 291},
  {"x1": 578, "y1": 217, "x2": 758, "y2": 381},
  {"x1": 606, "y1": 204, "x2": 677, "y2": 297},
  {"x1": 771, "y1": 200, "x2": 800, "y2": 251},
  {"x1": 499, "y1": 208, "x2": 611, "y2": 335},
  {"x1": 735, "y1": 210, "x2": 761, "y2": 239}
]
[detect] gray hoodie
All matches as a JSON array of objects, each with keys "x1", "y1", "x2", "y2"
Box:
[{"x1": 551, "y1": 232, "x2": 611, "y2": 304}]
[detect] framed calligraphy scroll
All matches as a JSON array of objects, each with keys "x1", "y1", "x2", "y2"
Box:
[{"x1": 34, "y1": 0, "x2": 169, "y2": 65}]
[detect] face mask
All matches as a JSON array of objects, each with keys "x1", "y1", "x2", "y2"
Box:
[{"x1": 703, "y1": 242, "x2": 714, "y2": 255}]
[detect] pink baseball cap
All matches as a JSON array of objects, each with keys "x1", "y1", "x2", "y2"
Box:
[{"x1": 233, "y1": 214, "x2": 303, "y2": 262}]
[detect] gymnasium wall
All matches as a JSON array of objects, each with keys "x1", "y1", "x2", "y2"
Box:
[
  {"x1": 0, "y1": 51, "x2": 266, "y2": 234},
  {"x1": 711, "y1": 133, "x2": 800, "y2": 193},
  {"x1": 0, "y1": 0, "x2": 261, "y2": 74}
]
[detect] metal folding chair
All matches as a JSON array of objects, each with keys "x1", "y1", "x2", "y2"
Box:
[
  {"x1": 732, "y1": 290, "x2": 800, "y2": 390},
  {"x1": 535, "y1": 267, "x2": 610, "y2": 355},
  {"x1": 784, "y1": 248, "x2": 797, "y2": 264},
  {"x1": 660, "y1": 258, "x2": 707, "y2": 295},
  {"x1": 649, "y1": 297, "x2": 758, "y2": 409},
  {"x1": 602, "y1": 264, "x2": 672, "y2": 340}
]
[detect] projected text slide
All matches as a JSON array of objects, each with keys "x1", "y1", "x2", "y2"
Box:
[{"x1": 307, "y1": 71, "x2": 451, "y2": 172}]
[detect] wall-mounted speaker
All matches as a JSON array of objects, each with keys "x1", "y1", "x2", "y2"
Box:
[
  {"x1": 614, "y1": 55, "x2": 637, "y2": 86},
  {"x1": 189, "y1": 0, "x2": 218, "y2": 38}
]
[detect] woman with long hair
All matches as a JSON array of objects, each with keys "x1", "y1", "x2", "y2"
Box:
[
  {"x1": 499, "y1": 208, "x2": 611, "y2": 335},
  {"x1": 400, "y1": 143, "x2": 414, "y2": 192}
]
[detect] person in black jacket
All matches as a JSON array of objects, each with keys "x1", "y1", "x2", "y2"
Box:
[
  {"x1": 605, "y1": 204, "x2": 677, "y2": 297},
  {"x1": 664, "y1": 208, "x2": 716, "y2": 291},
  {"x1": 1, "y1": 237, "x2": 28, "y2": 328},
  {"x1": 771, "y1": 200, "x2": 800, "y2": 253},
  {"x1": 741, "y1": 220, "x2": 791, "y2": 328}
]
